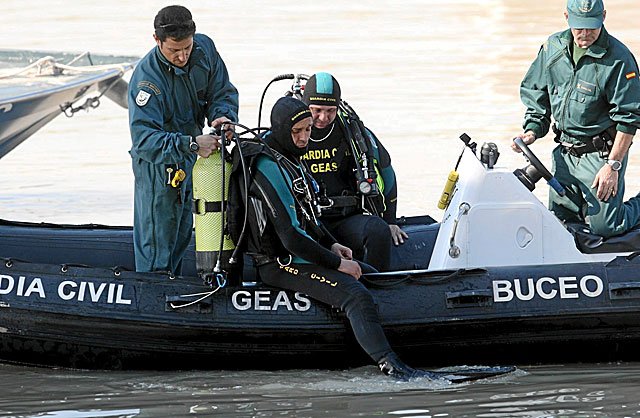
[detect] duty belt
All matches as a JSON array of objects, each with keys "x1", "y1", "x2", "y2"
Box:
[
  {"x1": 553, "y1": 125, "x2": 614, "y2": 158},
  {"x1": 557, "y1": 140, "x2": 599, "y2": 157}
]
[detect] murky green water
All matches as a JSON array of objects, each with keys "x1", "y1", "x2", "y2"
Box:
[{"x1": 2, "y1": 1, "x2": 640, "y2": 416}]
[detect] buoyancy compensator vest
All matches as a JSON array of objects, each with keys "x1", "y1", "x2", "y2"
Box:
[
  {"x1": 226, "y1": 140, "x2": 263, "y2": 253},
  {"x1": 227, "y1": 138, "x2": 325, "y2": 260}
]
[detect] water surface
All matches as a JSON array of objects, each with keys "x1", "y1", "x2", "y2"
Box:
[{"x1": 2, "y1": 1, "x2": 640, "y2": 416}]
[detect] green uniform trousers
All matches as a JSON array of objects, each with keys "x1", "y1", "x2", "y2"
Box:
[
  {"x1": 550, "y1": 145, "x2": 640, "y2": 237},
  {"x1": 132, "y1": 157, "x2": 193, "y2": 273}
]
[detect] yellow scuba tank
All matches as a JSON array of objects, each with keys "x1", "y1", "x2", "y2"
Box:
[
  {"x1": 437, "y1": 170, "x2": 459, "y2": 210},
  {"x1": 192, "y1": 150, "x2": 235, "y2": 280}
]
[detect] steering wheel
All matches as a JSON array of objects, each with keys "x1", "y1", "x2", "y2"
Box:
[{"x1": 513, "y1": 137, "x2": 566, "y2": 196}]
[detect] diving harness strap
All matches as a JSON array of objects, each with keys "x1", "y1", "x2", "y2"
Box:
[{"x1": 338, "y1": 101, "x2": 385, "y2": 216}]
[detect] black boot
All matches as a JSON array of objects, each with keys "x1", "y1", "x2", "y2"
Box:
[{"x1": 377, "y1": 352, "x2": 438, "y2": 381}]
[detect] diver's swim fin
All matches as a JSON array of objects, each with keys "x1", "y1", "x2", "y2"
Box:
[
  {"x1": 379, "y1": 352, "x2": 516, "y2": 383},
  {"x1": 427, "y1": 365, "x2": 517, "y2": 383}
]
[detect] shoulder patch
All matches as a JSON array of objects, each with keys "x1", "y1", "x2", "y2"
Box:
[
  {"x1": 626, "y1": 71, "x2": 637, "y2": 80},
  {"x1": 136, "y1": 81, "x2": 162, "y2": 95},
  {"x1": 135, "y1": 90, "x2": 151, "y2": 107}
]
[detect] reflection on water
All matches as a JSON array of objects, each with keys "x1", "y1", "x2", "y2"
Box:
[
  {"x1": 1, "y1": 363, "x2": 639, "y2": 416},
  {"x1": 3, "y1": 0, "x2": 640, "y2": 415}
]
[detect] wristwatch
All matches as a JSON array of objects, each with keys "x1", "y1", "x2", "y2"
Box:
[
  {"x1": 607, "y1": 159, "x2": 622, "y2": 171},
  {"x1": 189, "y1": 136, "x2": 199, "y2": 153}
]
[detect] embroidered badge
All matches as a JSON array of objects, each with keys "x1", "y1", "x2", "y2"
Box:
[
  {"x1": 137, "y1": 81, "x2": 161, "y2": 95},
  {"x1": 578, "y1": 0, "x2": 595, "y2": 13},
  {"x1": 576, "y1": 79, "x2": 596, "y2": 94},
  {"x1": 135, "y1": 90, "x2": 151, "y2": 107},
  {"x1": 626, "y1": 72, "x2": 637, "y2": 80}
]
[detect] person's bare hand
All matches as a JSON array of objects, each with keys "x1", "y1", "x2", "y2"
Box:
[
  {"x1": 338, "y1": 259, "x2": 361, "y2": 280},
  {"x1": 592, "y1": 165, "x2": 619, "y2": 201},
  {"x1": 389, "y1": 224, "x2": 408, "y2": 246},
  {"x1": 511, "y1": 131, "x2": 537, "y2": 153},
  {"x1": 331, "y1": 243, "x2": 353, "y2": 260},
  {"x1": 194, "y1": 134, "x2": 221, "y2": 158},
  {"x1": 211, "y1": 116, "x2": 235, "y2": 142}
]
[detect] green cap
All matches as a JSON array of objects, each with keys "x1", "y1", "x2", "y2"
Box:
[{"x1": 567, "y1": 0, "x2": 604, "y2": 29}]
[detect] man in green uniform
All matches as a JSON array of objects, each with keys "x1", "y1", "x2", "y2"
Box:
[
  {"x1": 128, "y1": 5, "x2": 238, "y2": 273},
  {"x1": 513, "y1": 0, "x2": 640, "y2": 238}
]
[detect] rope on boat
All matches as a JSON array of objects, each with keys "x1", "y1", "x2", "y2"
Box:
[
  {"x1": 0, "y1": 51, "x2": 131, "y2": 118},
  {"x1": 60, "y1": 86, "x2": 103, "y2": 117},
  {"x1": 59, "y1": 68, "x2": 127, "y2": 117},
  {"x1": 0, "y1": 56, "x2": 58, "y2": 79},
  {"x1": 360, "y1": 276, "x2": 410, "y2": 288},
  {"x1": 626, "y1": 251, "x2": 640, "y2": 261},
  {"x1": 361, "y1": 268, "x2": 483, "y2": 288},
  {"x1": 169, "y1": 286, "x2": 224, "y2": 310},
  {"x1": 1, "y1": 257, "x2": 30, "y2": 268},
  {"x1": 0, "y1": 53, "x2": 129, "y2": 79},
  {"x1": 110, "y1": 265, "x2": 133, "y2": 276},
  {"x1": 59, "y1": 263, "x2": 92, "y2": 273}
]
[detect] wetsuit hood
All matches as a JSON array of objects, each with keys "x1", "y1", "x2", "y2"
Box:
[{"x1": 267, "y1": 96, "x2": 311, "y2": 158}]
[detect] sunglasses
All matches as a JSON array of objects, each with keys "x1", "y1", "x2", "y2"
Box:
[{"x1": 155, "y1": 21, "x2": 195, "y2": 30}]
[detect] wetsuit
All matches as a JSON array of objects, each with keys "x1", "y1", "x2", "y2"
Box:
[
  {"x1": 128, "y1": 33, "x2": 238, "y2": 272},
  {"x1": 302, "y1": 113, "x2": 398, "y2": 271},
  {"x1": 234, "y1": 97, "x2": 394, "y2": 363},
  {"x1": 239, "y1": 140, "x2": 392, "y2": 362}
]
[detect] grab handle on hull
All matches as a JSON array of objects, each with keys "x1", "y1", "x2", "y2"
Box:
[
  {"x1": 609, "y1": 282, "x2": 640, "y2": 300},
  {"x1": 449, "y1": 202, "x2": 470, "y2": 258},
  {"x1": 165, "y1": 295, "x2": 213, "y2": 313},
  {"x1": 446, "y1": 289, "x2": 493, "y2": 308}
]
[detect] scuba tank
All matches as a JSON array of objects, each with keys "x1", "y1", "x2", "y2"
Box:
[{"x1": 192, "y1": 150, "x2": 235, "y2": 285}]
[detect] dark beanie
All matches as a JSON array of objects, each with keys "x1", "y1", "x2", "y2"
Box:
[
  {"x1": 302, "y1": 72, "x2": 341, "y2": 107},
  {"x1": 268, "y1": 97, "x2": 312, "y2": 158}
]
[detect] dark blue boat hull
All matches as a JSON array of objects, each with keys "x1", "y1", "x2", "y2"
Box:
[{"x1": 1, "y1": 218, "x2": 640, "y2": 370}]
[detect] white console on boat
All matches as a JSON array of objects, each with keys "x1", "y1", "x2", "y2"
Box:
[{"x1": 428, "y1": 149, "x2": 615, "y2": 270}]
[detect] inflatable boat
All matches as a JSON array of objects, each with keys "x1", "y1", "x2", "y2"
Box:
[{"x1": 2, "y1": 134, "x2": 640, "y2": 371}]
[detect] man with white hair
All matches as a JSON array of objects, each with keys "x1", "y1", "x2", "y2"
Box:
[{"x1": 513, "y1": 0, "x2": 640, "y2": 238}]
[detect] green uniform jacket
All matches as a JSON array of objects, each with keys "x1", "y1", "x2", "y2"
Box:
[
  {"x1": 521, "y1": 27, "x2": 640, "y2": 142},
  {"x1": 128, "y1": 33, "x2": 238, "y2": 273},
  {"x1": 129, "y1": 33, "x2": 238, "y2": 164},
  {"x1": 520, "y1": 28, "x2": 640, "y2": 238}
]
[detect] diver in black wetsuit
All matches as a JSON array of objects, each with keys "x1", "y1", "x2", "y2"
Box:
[
  {"x1": 233, "y1": 96, "x2": 434, "y2": 380},
  {"x1": 301, "y1": 73, "x2": 406, "y2": 271}
]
